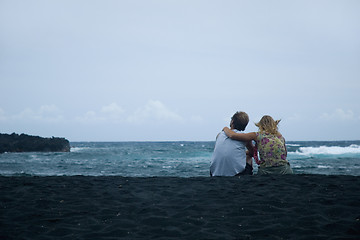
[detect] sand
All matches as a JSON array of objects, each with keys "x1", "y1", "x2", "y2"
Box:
[{"x1": 1, "y1": 174, "x2": 359, "y2": 239}]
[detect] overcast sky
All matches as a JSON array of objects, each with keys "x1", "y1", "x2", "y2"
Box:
[{"x1": 1, "y1": 0, "x2": 359, "y2": 141}]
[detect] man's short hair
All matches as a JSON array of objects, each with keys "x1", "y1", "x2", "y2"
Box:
[{"x1": 231, "y1": 111, "x2": 249, "y2": 131}]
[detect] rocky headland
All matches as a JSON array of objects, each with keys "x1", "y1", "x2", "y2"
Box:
[{"x1": 0, "y1": 133, "x2": 70, "y2": 153}]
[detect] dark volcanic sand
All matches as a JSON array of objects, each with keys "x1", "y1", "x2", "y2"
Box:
[{"x1": 0, "y1": 175, "x2": 359, "y2": 239}]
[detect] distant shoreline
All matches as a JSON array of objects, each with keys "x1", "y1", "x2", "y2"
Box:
[{"x1": 0, "y1": 133, "x2": 70, "y2": 153}]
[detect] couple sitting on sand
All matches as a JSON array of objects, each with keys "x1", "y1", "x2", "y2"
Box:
[{"x1": 210, "y1": 111, "x2": 293, "y2": 176}]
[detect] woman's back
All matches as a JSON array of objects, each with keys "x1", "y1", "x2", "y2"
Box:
[{"x1": 256, "y1": 132, "x2": 289, "y2": 168}]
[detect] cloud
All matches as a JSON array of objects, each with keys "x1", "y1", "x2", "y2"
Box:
[
  {"x1": 286, "y1": 113, "x2": 302, "y2": 121},
  {"x1": 76, "y1": 100, "x2": 183, "y2": 124},
  {"x1": 189, "y1": 115, "x2": 203, "y2": 123},
  {"x1": 319, "y1": 108, "x2": 357, "y2": 121},
  {"x1": 13, "y1": 105, "x2": 64, "y2": 122},
  {"x1": 127, "y1": 100, "x2": 183, "y2": 123},
  {"x1": 0, "y1": 108, "x2": 6, "y2": 121},
  {"x1": 76, "y1": 103, "x2": 125, "y2": 123},
  {"x1": 75, "y1": 110, "x2": 104, "y2": 123},
  {"x1": 101, "y1": 103, "x2": 125, "y2": 120}
]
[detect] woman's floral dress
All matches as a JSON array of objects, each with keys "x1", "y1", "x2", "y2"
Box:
[{"x1": 256, "y1": 132, "x2": 289, "y2": 168}]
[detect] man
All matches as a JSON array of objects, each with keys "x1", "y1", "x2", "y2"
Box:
[{"x1": 210, "y1": 111, "x2": 254, "y2": 176}]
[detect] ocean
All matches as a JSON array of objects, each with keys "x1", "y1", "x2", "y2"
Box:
[{"x1": 0, "y1": 141, "x2": 359, "y2": 177}]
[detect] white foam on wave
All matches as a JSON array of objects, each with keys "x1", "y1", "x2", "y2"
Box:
[
  {"x1": 286, "y1": 143, "x2": 300, "y2": 147},
  {"x1": 294, "y1": 144, "x2": 360, "y2": 156},
  {"x1": 70, "y1": 147, "x2": 90, "y2": 152},
  {"x1": 317, "y1": 165, "x2": 333, "y2": 169}
]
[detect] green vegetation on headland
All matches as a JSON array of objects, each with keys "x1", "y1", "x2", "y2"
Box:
[{"x1": 0, "y1": 133, "x2": 70, "y2": 153}]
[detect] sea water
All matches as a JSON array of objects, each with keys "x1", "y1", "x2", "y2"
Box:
[{"x1": 0, "y1": 141, "x2": 359, "y2": 177}]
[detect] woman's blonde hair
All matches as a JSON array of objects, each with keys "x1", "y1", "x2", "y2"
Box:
[{"x1": 255, "y1": 115, "x2": 281, "y2": 135}]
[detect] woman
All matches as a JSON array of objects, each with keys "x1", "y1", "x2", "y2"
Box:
[{"x1": 223, "y1": 115, "x2": 293, "y2": 174}]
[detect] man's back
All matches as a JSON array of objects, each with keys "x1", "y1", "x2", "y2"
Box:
[{"x1": 210, "y1": 130, "x2": 247, "y2": 176}]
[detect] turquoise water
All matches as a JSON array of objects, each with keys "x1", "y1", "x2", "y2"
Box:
[{"x1": 0, "y1": 141, "x2": 359, "y2": 177}]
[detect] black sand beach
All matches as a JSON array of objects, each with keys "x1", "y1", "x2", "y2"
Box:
[{"x1": 1, "y1": 175, "x2": 359, "y2": 239}]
